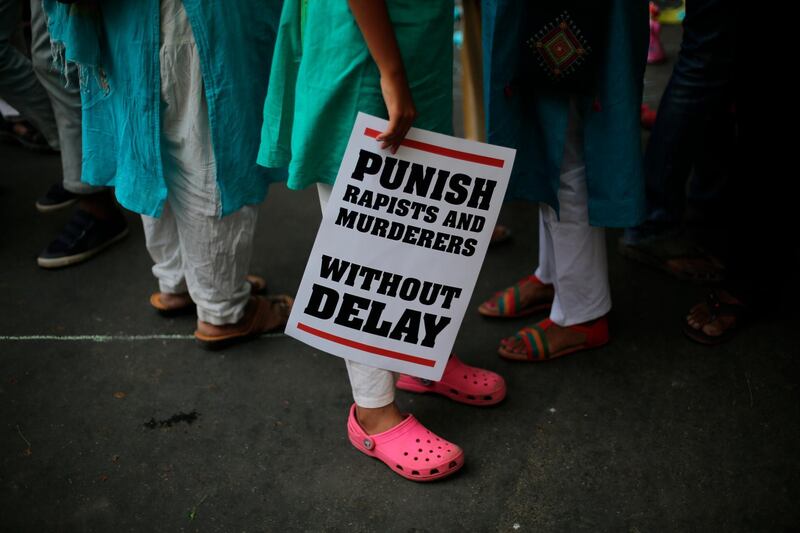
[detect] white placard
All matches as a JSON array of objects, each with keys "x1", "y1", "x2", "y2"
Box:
[{"x1": 286, "y1": 113, "x2": 516, "y2": 380}]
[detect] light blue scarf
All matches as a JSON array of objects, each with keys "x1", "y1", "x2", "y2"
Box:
[{"x1": 42, "y1": 0, "x2": 105, "y2": 90}]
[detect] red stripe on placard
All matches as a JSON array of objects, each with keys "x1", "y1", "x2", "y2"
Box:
[
  {"x1": 363, "y1": 127, "x2": 505, "y2": 168},
  {"x1": 296, "y1": 322, "x2": 437, "y2": 368}
]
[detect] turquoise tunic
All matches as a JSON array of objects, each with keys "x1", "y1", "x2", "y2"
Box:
[
  {"x1": 482, "y1": 0, "x2": 648, "y2": 227},
  {"x1": 44, "y1": 0, "x2": 285, "y2": 217},
  {"x1": 258, "y1": 0, "x2": 454, "y2": 188}
]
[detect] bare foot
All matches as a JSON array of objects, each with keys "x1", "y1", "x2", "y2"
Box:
[
  {"x1": 356, "y1": 402, "x2": 404, "y2": 435},
  {"x1": 686, "y1": 290, "x2": 741, "y2": 338},
  {"x1": 79, "y1": 190, "x2": 121, "y2": 221}
]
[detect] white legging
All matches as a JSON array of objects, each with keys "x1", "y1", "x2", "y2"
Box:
[{"x1": 317, "y1": 183, "x2": 397, "y2": 408}]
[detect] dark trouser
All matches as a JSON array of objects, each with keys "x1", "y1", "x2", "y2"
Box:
[{"x1": 625, "y1": 0, "x2": 735, "y2": 246}]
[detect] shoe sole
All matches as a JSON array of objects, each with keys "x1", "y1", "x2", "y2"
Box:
[
  {"x1": 497, "y1": 337, "x2": 610, "y2": 362},
  {"x1": 195, "y1": 324, "x2": 289, "y2": 351},
  {"x1": 195, "y1": 295, "x2": 292, "y2": 351},
  {"x1": 195, "y1": 321, "x2": 288, "y2": 351},
  {"x1": 195, "y1": 332, "x2": 258, "y2": 351},
  {"x1": 35, "y1": 198, "x2": 79, "y2": 213},
  {"x1": 681, "y1": 320, "x2": 737, "y2": 346},
  {"x1": 37, "y1": 227, "x2": 129, "y2": 269}
]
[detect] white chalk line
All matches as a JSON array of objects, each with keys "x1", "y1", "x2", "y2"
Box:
[{"x1": 0, "y1": 333, "x2": 286, "y2": 342}]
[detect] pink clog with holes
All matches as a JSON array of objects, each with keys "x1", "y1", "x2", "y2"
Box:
[
  {"x1": 347, "y1": 404, "x2": 464, "y2": 482},
  {"x1": 396, "y1": 354, "x2": 507, "y2": 406}
]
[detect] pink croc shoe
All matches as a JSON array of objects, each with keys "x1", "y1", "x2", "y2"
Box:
[
  {"x1": 648, "y1": 3, "x2": 667, "y2": 64},
  {"x1": 395, "y1": 354, "x2": 507, "y2": 406},
  {"x1": 347, "y1": 404, "x2": 464, "y2": 482}
]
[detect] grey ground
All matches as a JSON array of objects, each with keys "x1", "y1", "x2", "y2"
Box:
[{"x1": 1, "y1": 24, "x2": 798, "y2": 533}]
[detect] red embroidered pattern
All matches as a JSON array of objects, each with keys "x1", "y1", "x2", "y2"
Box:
[{"x1": 527, "y1": 11, "x2": 591, "y2": 80}]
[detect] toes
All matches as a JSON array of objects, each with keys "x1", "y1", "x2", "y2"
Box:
[
  {"x1": 499, "y1": 338, "x2": 527, "y2": 358},
  {"x1": 506, "y1": 339, "x2": 525, "y2": 353},
  {"x1": 480, "y1": 302, "x2": 498, "y2": 312},
  {"x1": 499, "y1": 335, "x2": 518, "y2": 346},
  {"x1": 689, "y1": 303, "x2": 706, "y2": 315},
  {"x1": 702, "y1": 321, "x2": 723, "y2": 337}
]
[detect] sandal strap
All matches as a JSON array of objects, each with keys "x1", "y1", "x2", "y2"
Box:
[
  {"x1": 706, "y1": 291, "x2": 747, "y2": 321},
  {"x1": 494, "y1": 274, "x2": 542, "y2": 316},
  {"x1": 515, "y1": 323, "x2": 550, "y2": 360}
]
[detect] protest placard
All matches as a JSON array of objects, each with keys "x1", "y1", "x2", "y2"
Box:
[{"x1": 285, "y1": 112, "x2": 516, "y2": 381}]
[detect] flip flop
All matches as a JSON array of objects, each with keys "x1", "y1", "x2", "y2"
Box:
[{"x1": 682, "y1": 291, "x2": 747, "y2": 345}]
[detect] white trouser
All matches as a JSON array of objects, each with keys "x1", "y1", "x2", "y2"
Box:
[
  {"x1": 534, "y1": 102, "x2": 611, "y2": 326},
  {"x1": 317, "y1": 184, "x2": 397, "y2": 408},
  {"x1": 141, "y1": 0, "x2": 256, "y2": 325}
]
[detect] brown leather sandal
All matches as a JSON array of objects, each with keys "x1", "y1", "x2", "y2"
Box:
[{"x1": 194, "y1": 294, "x2": 293, "y2": 350}]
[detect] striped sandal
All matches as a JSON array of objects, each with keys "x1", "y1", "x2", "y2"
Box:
[
  {"x1": 498, "y1": 316, "x2": 609, "y2": 362},
  {"x1": 477, "y1": 275, "x2": 553, "y2": 318}
]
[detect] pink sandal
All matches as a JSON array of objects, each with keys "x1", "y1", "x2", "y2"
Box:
[
  {"x1": 396, "y1": 354, "x2": 507, "y2": 406},
  {"x1": 347, "y1": 404, "x2": 464, "y2": 482}
]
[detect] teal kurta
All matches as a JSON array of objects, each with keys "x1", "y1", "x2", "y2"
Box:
[
  {"x1": 482, "y1": 0, "x2": 648, "y2": 227},
  {"x1": 44, "y1": 0, "x2": 285, "y2": 217},
  {"x1": 258, "y1": 0, "x2": 454, "y2": 188}
]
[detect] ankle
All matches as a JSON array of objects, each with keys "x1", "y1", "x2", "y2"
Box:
[
  {"x1": 78, "y1": 191, "x2": 121, "y2": 221},
  {"x1": 521, "y1": 280, "x2": 554, "y2": 300},
  {"x1": 197, "y1": 318, "x2": 236, "y2": 335},
  {"x1": 356, "y1": 403, "x2": 404, "y2": 435},
  {"x1": 159, "y1": 291, "x2": 191, "y2": 307}
]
